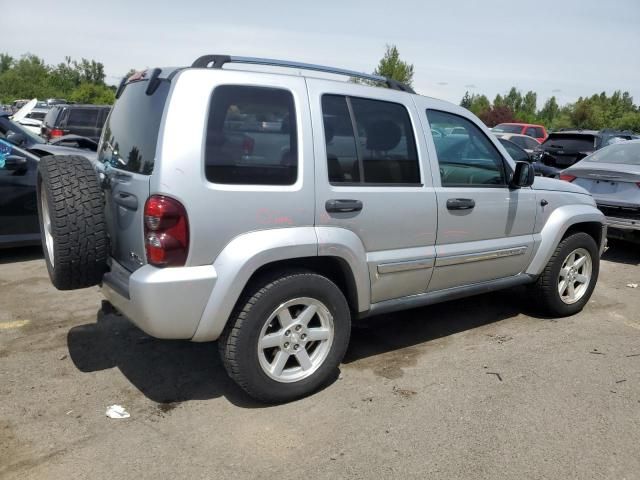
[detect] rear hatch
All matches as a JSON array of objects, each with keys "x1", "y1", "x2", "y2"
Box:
[
  {"x1": 540, "y1": 133, "x2": 596, "y2": 167},
  {"x1": 96, "y1": 79, "x2": 170, "y2": 272}
]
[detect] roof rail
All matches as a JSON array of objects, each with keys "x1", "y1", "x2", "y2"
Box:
[{"x1": 191, "y1": 55, "x2": 416, "y2": 94}]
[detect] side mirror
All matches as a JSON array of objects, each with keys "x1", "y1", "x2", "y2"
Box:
[
  {"x1": 4, "y1": 154, "x2": 28, "y2": 173},
  {"x1": 510, "y1": 161, "x2": 534, "y2": 188}
]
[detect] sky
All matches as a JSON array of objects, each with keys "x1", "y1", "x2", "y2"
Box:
[{"x1": 3, "y1": 0, "x2": 640, "y2": 108}]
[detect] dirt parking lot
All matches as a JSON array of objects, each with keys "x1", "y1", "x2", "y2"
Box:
[{"x1": 1, "y1": 243, "x2": 639, "y2": 479}]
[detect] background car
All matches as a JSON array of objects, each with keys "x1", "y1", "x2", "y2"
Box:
[
  {"x1": 0, "y1": 139, "x2": 41, "y2": 247},
  {"x1": 560, "y1": 140, "x2": 640, "y2": 242},
  {"x1": 17, "y1": 107, "x2": 50, "y2": 135},
  {"x1": 497, "y1": 137, "x2": 559, "y2": 177},
  {"x1": 493, "y1": 132, "x2": 541, "y2": 155},
  {"x1": 41, "y1": 104, "x2": 110, "y2": 144},
  {"x1": 492, "y1": 122, "x2": 548, "y2": 143},
  {"x1": 0, "y1": 111, "x2": 97, "y2": 158},
  {"x1": 0, "y1": 113, "x2": 97, "y2": 248},
  {"x1": 533, "y1": 129, "x2": 640, "y2": 169}
]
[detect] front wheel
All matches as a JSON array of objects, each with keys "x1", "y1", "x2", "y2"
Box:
[
  {"x1": 219, "y1": 271, "x2": 351, "y2": 403},
  {"x1": 530, "y1": 232, "x2": 599, "y2": 316}
]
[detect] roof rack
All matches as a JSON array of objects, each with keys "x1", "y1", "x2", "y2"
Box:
[{"x1": 191, "y1": 55, "x2": 415, "y2": 94}]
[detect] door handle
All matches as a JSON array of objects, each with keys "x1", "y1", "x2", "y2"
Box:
[
  {"x1": 114, "y1": 192, "x2": 138, "y2": 210},
  {"x1": 326, "y1": 199, "x2": 363, "y2": 213},
  {"x1": 446, "y1": 198, "x2": 475, "y2": 210}
]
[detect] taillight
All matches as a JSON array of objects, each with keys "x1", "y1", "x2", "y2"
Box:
[
  {"x1": 559, "y1": 174, "x2": 576, "y2": 182},
  {"x1": 143, "y1": 195, "x2": 189, "y2": 267},
  {"x1": 50, "y1": 128, "x2": 64, "y2": 138}
]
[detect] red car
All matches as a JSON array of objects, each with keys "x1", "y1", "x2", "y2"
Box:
[{"x1": 492, "y1": 123, "x2": 548, "y2": 143}]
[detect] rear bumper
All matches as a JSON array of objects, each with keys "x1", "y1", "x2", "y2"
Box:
[{"x1": 101, "y1": 259, "x2": 217, "y2": 339}]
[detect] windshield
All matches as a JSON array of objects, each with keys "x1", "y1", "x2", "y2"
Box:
[
  {"x1": 0, "y1": 116, "x2": 46, "y2": 145},
  {"x1": 493, "y1": 124, "x2": 523, "y2": 134},
  {"x1": 585, "y1": 142, "x2": 640, "y2": 165}
]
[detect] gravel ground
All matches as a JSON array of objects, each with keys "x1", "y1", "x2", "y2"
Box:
[{"x1": 1, "y1": 243, "x2": 639, "y2": 480}]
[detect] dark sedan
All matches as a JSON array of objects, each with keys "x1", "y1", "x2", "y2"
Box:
[{"x1": 0, "y1": 114, "x2": 97, "y2": 248}]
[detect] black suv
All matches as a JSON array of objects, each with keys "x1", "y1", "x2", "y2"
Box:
[
  {"x1": 41, "y1": 104, "x2": 111, "y2": 144},
  {"x1": 533, "y1": 128, "x2": 639, "y2": 168}
]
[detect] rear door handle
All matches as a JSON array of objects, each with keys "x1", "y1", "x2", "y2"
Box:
[
  {"x1": 114, "y1": 192, "x2": 138, "y2": 210},
  {"x1": 326, "y1": 199, "x2": 363, "y2": 213},
  {"x1": 446, "y1": 198, "x2": 475, "y2": 210}
]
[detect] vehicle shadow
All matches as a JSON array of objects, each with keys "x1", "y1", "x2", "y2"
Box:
[
  {"x1": 0, "y1": 246, "x2": 43, "y2": 265},
  {"x1": 601, "y1": 240, "x2": 639, "y2": 266},
  {"x1": 344, "y1": 287, "x2": 539, "y2": 365},
  {"x1": 67, "y1": 287, "x2": 538, "y2": 407},
  {"x1": 67, "y1": 309, "x2": 265, "y2": 408}
]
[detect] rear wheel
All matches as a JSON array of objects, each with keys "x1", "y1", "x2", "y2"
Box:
[
  {"x1": 530, "y1": 232, "x2": 599, "y2": 316},
  {"x1": 37, "y1": 155, "x2": 108, "y2": 290},
  {"x1": 219, "y1": 271, "x2": 351, "y2": 403}
]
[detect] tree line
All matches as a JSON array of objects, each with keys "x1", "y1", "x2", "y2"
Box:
[
  {"x1": 460, "y1": 88, "x2": 640, "y2": 132},
  {"x1": 3, "y1": 49, "x2": 639, "y2": 133},
  {"x1": 358, "y1": 45, "x2": 640, "y2": 133},
  {"x1": 0, "y1": 53, "x2": 116, "y2": 105}
]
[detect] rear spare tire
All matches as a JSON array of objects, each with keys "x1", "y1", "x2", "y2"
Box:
[{"x1": 37, "y1": 155, "x2": 108, "y2": 290}]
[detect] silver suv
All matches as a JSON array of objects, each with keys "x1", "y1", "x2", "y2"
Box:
[{"x1": 36, "y1": 55, "x2": 607, "y2": 403}]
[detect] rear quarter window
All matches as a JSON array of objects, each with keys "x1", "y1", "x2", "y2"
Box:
[
  {"x1": 66, "y1": 108, "x2": 100, "y2": 127},
  {"x1": 205, "y1": 85, "x2": 297, "y2": 185}
]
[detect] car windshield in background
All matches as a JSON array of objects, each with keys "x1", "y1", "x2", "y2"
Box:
[
  {"x1": 543, "y1": 134, "x2": 595, "y2": 151},
  {"x1": 586, "y1": 141, "x2": 640, "y2": 165},
  {"x1": 27, "y1": 111, "x2": 47, "y2": 121},
  {"x1": 493, "y1": 124, "x2": 522, "y2": 134}
]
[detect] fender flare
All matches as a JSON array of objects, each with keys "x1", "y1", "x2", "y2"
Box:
[
  {"x1": 526, "y1": 204, "x2": 605, "y2": 276},
  {"x1": 191, "y1": 226, "x2": 370, "y2": 342}
]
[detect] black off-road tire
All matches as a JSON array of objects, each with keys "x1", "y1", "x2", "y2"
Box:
[
  {"x1": 530, "y1": 232, "x2": 599, "y2": 317},
  {"x1": 219, "y1": 271, "x2": 351, "y2": 403},
  {"x1": 37, "y1": 155, "x2": 108, "y2": 290}
]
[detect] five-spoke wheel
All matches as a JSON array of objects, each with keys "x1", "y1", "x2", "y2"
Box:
[
  {"x1": 219, "y1": 271, "x2": 351, "y2": 403},
  {"x1": 258, "y1": 298, "x2": 334, "y2": 382},
  {"x1": 558, "y1": 248, "x2": 592, "y2": 305}
]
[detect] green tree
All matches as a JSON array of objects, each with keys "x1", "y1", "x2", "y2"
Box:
[
  {"x1": 460, "y1": 91, "x2": 473, "y2": 109},
  {"x1": 519, "y1": 91, "x2": 537, "y2": 122},
  {"x1": 68, "y1": 83, "x2": 115, "y2": 104},
  {"x1": 504, "y1": 87, "x2": 523, "y2": 114},
  {"x1": 0, "y1": 52, "x2": 113, "y2": 104},
  {"x1": 373, "y1": 44, "x2": 414, "y2": 88},
  {"x1": 469, "y1": 94, "x2": 491, "y2": 117},
  {"x1": 0, "y1": 54, "x2": 13, "y2": 74},
  {"x1": 538, "y1": 96, "x2": 559, "y2": 125}
]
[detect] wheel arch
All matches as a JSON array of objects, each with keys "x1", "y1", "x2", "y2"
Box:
[
  {"x1": 526, "y1": 205, "x2": 606, "y2": 276},
  {"x1": 191, "y1": 227, "x2": 370, "y2": 342}
]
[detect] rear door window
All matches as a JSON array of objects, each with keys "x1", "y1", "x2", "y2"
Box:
[
  {"x1": 321, "y1": 94, "x2": 420, "y2": 185},
  {"x1": 205, "y1": 85, "x2": 297, "y2": 185}
]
